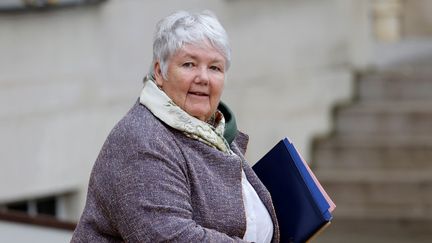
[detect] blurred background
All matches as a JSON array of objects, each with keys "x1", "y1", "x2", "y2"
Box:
[{"x1": 0, "y1": 0, "x2": 431, "y2": 242}]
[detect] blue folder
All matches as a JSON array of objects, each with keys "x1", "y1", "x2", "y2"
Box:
[{"x1": 252, "y1": 138, "x2": 335, "y2": 243}]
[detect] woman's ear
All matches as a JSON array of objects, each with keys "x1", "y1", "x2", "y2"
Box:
[{"x1": 153, "y1": 61, "x2": 164, "y2": 87}]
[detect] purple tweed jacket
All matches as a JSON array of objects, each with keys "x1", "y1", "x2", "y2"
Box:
[{"x1": 71, "y1": 101, "x2": 280, "y2": 242}]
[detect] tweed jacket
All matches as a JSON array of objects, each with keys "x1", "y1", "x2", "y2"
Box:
[{"x1": 72, "y1": 101, "x2": 280, "y2": 242}]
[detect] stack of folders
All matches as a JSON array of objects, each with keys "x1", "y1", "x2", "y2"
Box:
[{"x1": 252, "y1": 138, "x2": 336, "y2": 243}]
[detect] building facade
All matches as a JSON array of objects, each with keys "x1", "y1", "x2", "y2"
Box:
[{"x1": 0, "y1": 0, "x2": 430, "y2": 241}]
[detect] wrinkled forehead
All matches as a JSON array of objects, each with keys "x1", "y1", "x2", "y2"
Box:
[
  {"x1": 169, "y1": 39, "x2": 226, "y2": 65},
  {"x1": 178, "y1": 40, "x2": 224, "y2": 57}
]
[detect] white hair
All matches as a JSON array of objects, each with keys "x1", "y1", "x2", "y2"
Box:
[{"x1": 150, "y1": 10, "x2": 231, "y2": 79}]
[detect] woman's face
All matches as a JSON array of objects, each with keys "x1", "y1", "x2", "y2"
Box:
[{"x1": 154, "y1": 42, "x2": 226, "y2": 122}]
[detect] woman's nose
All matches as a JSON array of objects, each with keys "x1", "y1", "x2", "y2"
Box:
[{"x1": 195, "y1": 67, "x2": 210, "y2": 85}]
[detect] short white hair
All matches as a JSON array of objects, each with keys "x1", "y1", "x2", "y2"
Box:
[{"x1": 150, "y1": 10, "x2": 231, "y2": 79}]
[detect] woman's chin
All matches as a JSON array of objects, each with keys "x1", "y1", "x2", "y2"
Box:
[{"x1": 186, "y1": 108, "x2": 212, "y2": 121}]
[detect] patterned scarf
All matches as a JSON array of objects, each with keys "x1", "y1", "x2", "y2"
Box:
[{"x1": 139, "y1": 78, "x2": 232, "y2": 154}]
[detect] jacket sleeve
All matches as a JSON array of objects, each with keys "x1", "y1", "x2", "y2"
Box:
[{"x1": 93, "y1": 140, "x2": 249, "y2": 243}]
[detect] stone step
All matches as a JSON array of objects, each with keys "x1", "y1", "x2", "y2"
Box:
[
  {"x1": 334, "y1": 102, "x2": 432, "y2": 136},
  {"x1": 312, "y1": 136, "x2": 432, "y2": 170},
  {"x1": 315, "y1": 170, "x2": 432, "y2": 220},
  {"x1": 357, "y1": 69, "x2": 432, "y2": 102},
  {"x1": 316, "y1": 218, "x2": 432, "y2": 243}
]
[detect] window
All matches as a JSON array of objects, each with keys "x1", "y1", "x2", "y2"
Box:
[
  {"x1": 3, "y1": 196, "x2": 57, "y2": 217},
  {"x1": 0, "y1": 0, "x2": 107, "y2": 11},
  {"x1": 6, "y1": 201, "x2": 28, "y2": 213},
  {"x1": 0, "y1": 194, "x2": 77, "y2": 230}
]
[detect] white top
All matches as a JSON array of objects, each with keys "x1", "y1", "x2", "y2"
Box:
[{"x1": 242, "y1": 170, "x2": 274, "y2": 243}]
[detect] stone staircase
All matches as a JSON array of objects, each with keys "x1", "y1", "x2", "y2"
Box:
[{"x1": 311, "y1": 64, "x2": 432, "y2": 242}]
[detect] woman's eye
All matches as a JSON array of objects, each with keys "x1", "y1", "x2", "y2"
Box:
[
  {"x1": 210, "y1": 66, "x2": 222, "y2": 72},
  {"x1": 182, "y1": 62, "x2": 194, "y2": 68}
]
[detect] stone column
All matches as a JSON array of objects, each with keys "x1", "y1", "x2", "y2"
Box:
[{"x1": 372, "y1": 0, "x2": 403, "y2": 42}]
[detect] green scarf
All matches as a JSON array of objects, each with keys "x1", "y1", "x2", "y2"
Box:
[{"x1": 218, "y1": 101, "x2": 238, "y2": 145}]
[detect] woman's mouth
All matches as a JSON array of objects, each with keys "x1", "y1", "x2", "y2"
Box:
[{"x1": 189, "y1": 91, "x2": 209, "y2": 97}]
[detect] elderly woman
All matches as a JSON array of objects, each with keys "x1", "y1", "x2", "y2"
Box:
[{"x1": 72, "y1": 11, "x2": 280, "y2": 243}]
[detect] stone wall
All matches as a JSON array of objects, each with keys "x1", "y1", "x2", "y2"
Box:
[{"x1": 0, "y1": 0, "x2": 353, "y2": 221}]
